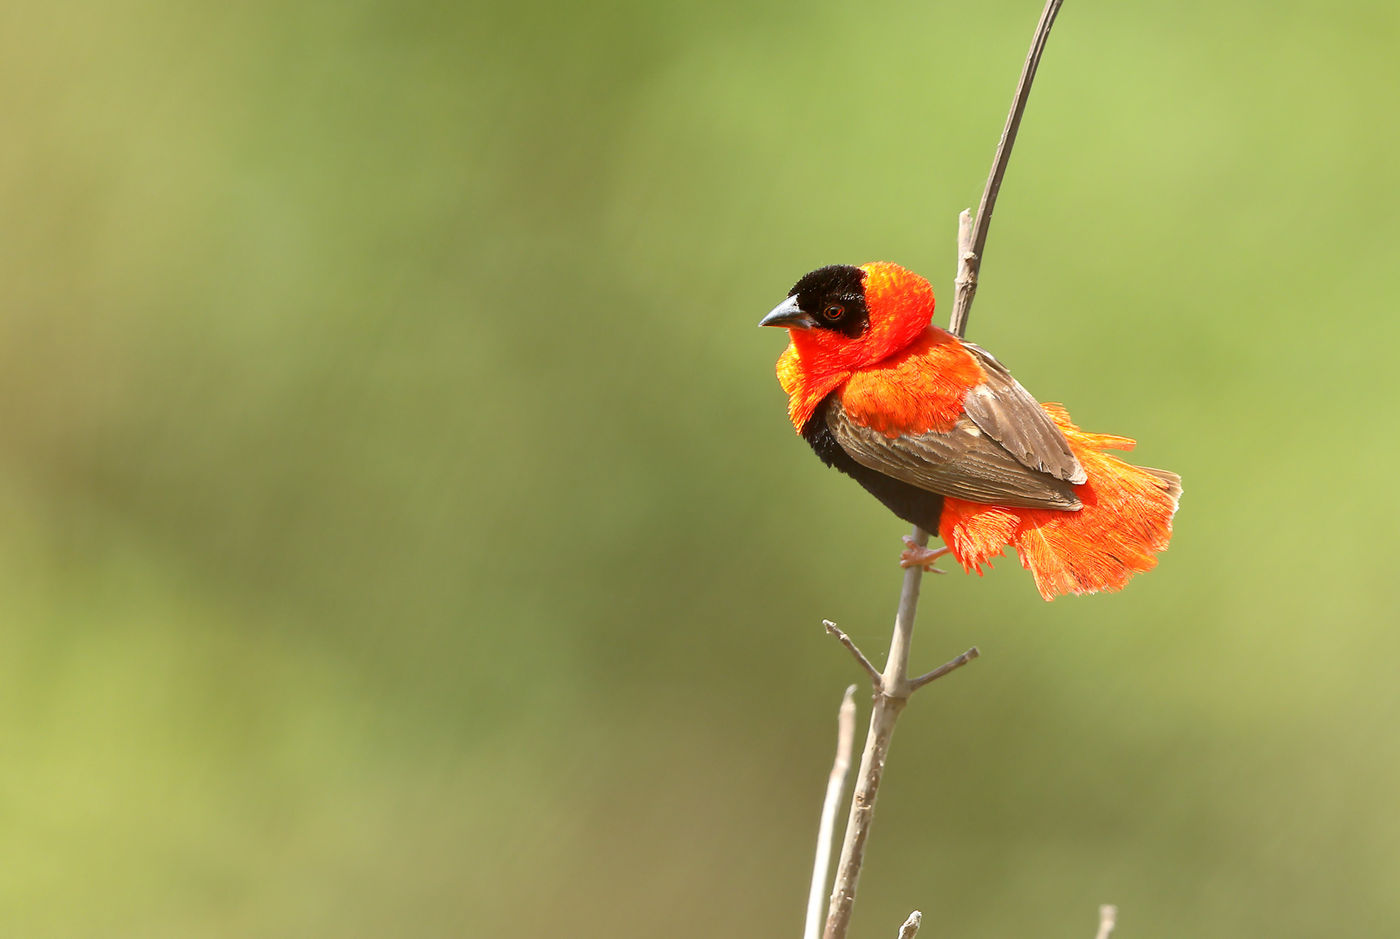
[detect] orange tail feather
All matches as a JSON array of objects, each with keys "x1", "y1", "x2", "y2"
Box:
[{"x1": 940, "y1": 404, "x2": 1180, "y2": 601}]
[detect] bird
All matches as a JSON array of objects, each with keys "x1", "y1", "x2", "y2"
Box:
[{"x1": 760, "y1": 261, "x2": 1180, "y2": 601}]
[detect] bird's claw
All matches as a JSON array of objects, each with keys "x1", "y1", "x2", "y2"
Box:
[{"x1": 899, "y1": 536, "x2": 951, "y2": 573}]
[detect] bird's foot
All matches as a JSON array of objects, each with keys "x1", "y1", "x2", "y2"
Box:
[{"x1": 900, "y1": 537, "x2": 951, "y2": 573}]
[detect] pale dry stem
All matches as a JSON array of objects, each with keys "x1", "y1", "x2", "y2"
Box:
[
  {"x1": 1095, "y1": 904, "x2": 1118, "y2": 939},
  {"x1": 804, "y1": 686, "x2": 860, "y2": 939}
]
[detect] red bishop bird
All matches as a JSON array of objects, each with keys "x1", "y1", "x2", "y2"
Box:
[{"x1": 760, "y1": 262, "x2": 1180, "y2": 601}]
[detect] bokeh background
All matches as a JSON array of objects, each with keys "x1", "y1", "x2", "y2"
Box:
[{"x1": 3, "y1": 0, "x2": 1398, "y2": 936}]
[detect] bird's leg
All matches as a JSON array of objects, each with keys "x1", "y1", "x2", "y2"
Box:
[{"x1": 900, "y1": 536, "x2": 951, "y2": 573}]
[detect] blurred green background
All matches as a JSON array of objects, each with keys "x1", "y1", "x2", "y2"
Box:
[{"x1": 3, "y1": 0, "x2": 1398, "y2": 935}]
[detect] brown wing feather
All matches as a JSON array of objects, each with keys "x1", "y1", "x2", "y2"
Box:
[
  {"x1": 961, "y1": 343, "x2": 1087, "y2": 484},
  {"x1": 826, "y1": 400, "x2": 1082, "y2": 511}
]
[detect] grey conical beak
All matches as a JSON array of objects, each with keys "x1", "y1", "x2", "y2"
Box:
[{"x1": 759, "y1": 295, "x2": 817, "y2": 330}]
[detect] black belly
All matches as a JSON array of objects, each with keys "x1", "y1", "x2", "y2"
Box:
[{"x1": 800, "y1": 396, "x2": 944, "y2": 533}]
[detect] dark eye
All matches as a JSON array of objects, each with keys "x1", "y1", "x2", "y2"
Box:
[{"x1": 822, "y1": 303, "x2": 844, "y2": 321}]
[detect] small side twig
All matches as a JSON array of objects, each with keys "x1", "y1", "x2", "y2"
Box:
[
  {"x1": 909, "y1": 647, "x2": 981, "y2": 691},
  {"x1": 823, "y1": 621, "x2": 882, "y2": 688},
  {"x1": 952, "y1": 208, "x2": 976, "y2": 332},
  {"x1": 1095, "y1": 904, "x2": 1118, "y2": 939},
  {"x1": 897, "y1": 911, "x2": 923, "y2": 939},
  {"x1": 804, "y1": 686, "x2": 859, "y2": 939}
]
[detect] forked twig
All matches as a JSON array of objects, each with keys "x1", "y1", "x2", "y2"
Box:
[{"x1": 822, "y1": 621, "x2": 882, "y2": 688}]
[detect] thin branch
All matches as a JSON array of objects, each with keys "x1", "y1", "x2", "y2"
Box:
[
  {"x1": 897, "y1": 911, "x2": 923, "y2": 938},
  {"x1": 805, "y1": 686, "x2": 860, "y2": 939},
  {"x1": 819, "y1": 5, "x2": 1065, "y2": 938},
  {"x1": 823, "y1": 621, "x2": 882, "y2": 689},
  {"x1": 1095, "y1": 904, "x2": 1118, "y2": 939},
  {"x1": 883, "y1": 526, "x2": 930, "y2": 701},
  {"x1": 948, "y1": 0, "x2": 1065, "y2": 339},
  {"x1": 909, "y1": 647, "x2": 981, "y2": 691},
  {"x1": 822, "y1": 525, "x2": 933, "y2": 938}
]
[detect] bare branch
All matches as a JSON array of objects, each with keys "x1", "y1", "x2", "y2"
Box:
[
  {"x1": 805, "y1": 687, "x2": 860, "y2": 939},
  {"x1": 909, "y1": 647, "x2": 981, "y2": 691},
  {"x1": 883, "y1": 526, "x2": 931, "y2": 701},
  {"x1": 948, "y1": 0, "x2": 1065, "y2": 339},
  {"x1": 897, "y1": 910, "x2": 923, "y2": 938},
  {"x1": 818, "y1": 5, "x2": 1065, "y2": 937},
  {"x1": 1095, "y1": 904, "x2": 1118, "y2": 939},
  {"x1": 822, "y1": 529, "x2": 926, "y2": 939},
  {"x1": 823, "y1": 621, "x2": 883, "y2": 689},
  {"x1": 822, "y1": 685, "x2": 906, "y2": 939}
]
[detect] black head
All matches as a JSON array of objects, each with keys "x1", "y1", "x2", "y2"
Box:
[
  {"x1": 758, "y1": 264, "x2": 871, "y2": 337},
  {"x1": 786, "y1": 264, "x2": 870, "y2": 338}
]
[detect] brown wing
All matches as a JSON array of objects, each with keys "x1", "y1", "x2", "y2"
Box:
[
  {"x1": 825, "y1": 400, "x2": 1082, "y2": 511},
  {"x1": 960, "y1": 343, "x2": 1086, "y2": 485}
]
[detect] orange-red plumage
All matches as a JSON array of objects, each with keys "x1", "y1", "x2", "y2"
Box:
[
  {"x1": 939, "y1": 405, "x2": 1178, "y2": 600},
  {"x1": 763, "y1": 261, "x2": 1179, "y2": 601},
  {"x1": 779, "y1": 328, "x2": 982, "y2": 435}
]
